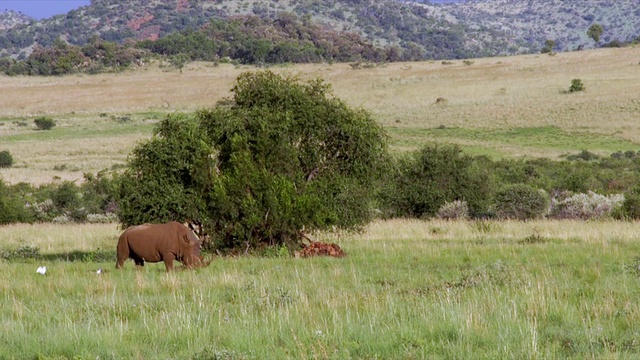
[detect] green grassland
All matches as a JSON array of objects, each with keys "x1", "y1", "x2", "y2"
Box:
[
  {"x1": 2, "y1": 220, "x2": 640, "y2": 359},
  {"x1": 2, "y1": 47, "x2": 640, "y2": 358}
]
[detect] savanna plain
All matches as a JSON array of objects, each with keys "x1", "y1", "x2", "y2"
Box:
[{"x1": 2, "y1": 46, "x2": 640, "y2": 359}]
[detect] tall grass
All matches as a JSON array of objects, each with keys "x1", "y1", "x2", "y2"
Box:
[{"x1": 2, "y1": 220, "x2": 640, "y2": 358}]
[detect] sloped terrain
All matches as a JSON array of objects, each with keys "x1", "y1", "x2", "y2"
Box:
[{"x1": 0, "y1": 0, "x2": 638, "y2": 60}]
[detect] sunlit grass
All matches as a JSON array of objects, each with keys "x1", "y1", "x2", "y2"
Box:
[{"x1": 2, "y1": 220, "x2": 640, "y2": 358}]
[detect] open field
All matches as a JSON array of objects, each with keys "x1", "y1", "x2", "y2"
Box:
[
  {"x1": 2, "y1": 219, "x2": 640, "y2": 358},
  {"x1": 1, "y1": 46, "x2": 640, "y2": 184},
  {"x1": 1, "y1": 47, "x2": 640, "y2": 358}
]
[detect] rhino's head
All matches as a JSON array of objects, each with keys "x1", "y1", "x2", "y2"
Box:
[{"x1": 181, "y1": 231, "x2": 211, "y2": 268}]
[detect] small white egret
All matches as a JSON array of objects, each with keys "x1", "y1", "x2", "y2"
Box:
[{"x1": 36, "y1": 266, "x2": 47, "y2": 275}]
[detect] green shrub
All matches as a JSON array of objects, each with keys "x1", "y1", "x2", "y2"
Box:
[
  {"x1": 622, "y1": 188, "x2": 640, "y2": 219},
  {"x1": 569, "y1": 79, "x2": 585, "y2": 93},
  {"x1": 0, "y1": 180, "x2": 32, "y2": 224},
  {"x1": 493, "y1": 184, "x2": 549, "y2": 220},
  {"x1": 379, "y1": 145, "x2": 494, "y2": 218},
  {"x1": 51, "y1": 181, "x2": 81, "y2": 210},
  {"x1": 0, "y1": 150, "x2": 13, "y2": 168},
  {"x1": 34, "y1": 116, "x2": 56, "y2": 130}
]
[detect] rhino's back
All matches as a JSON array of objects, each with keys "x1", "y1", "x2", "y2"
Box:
[{"x1": 123, "y1": 222, "x2": 184, "y2": 261}]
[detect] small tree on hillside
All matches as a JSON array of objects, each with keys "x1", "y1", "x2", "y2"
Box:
[
  {"x1": 541, "y1": 39, "x2": 555, "y2": 54},
  {"x1": 117, "y1": 71, "x2": 388, "y2": 250},
  {"x1": 587, "y1": 24, "x2": 604, "y2": 45}
]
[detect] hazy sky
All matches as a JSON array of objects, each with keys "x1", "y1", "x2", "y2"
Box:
[{"x1": 0, "y1": 0, "x2": 90, "y2": 20}]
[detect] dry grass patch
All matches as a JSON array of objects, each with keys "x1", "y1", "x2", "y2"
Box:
[{"x1": 1, "y1": 47, "x2": 640, "y2": 183}]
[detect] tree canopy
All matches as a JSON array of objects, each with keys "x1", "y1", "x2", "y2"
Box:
[{"x1": 116, "y1": 70, "x2": 388, "y2": 250}]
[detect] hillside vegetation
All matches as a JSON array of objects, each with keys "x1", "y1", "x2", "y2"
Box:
[{"x1": 0, "y1": 0, "x2": 638, "y2": 61}]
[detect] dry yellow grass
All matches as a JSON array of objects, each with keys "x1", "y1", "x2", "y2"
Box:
[
  {"x1": 1, "y1": 47, "x2": 639, "y2": 184},
  {"x1": 2, "y1": 47, "x2": 638, "y2": 129},
  {"x1": 0, "y1": 223, "x2": 119, "y2": 253}
]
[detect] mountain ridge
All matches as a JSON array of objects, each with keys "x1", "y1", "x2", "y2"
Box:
[{"x1": 0, "y1": 0, "x2": 638, "y2": 60}]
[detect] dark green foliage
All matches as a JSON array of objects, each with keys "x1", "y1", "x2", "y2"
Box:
[
  {"x1": 493, "y1": 184, "x2": 549, "y2": 220},
  {"x1": 33, "y1": 116, "x2": 56, "y2": 130},
  {"x1": 117, "y1": 71, "x2": 388, "y2": 250},
  {"x1": 200, "y1": 71, "x2": 388, "y2": 248},
  {"x1": 587, "y1": 23, "x2": 604, "y2": 44},
  {"x1": 14, "y1": 174, "x2": 120, "y2": 223},
  {"x1": 0, "y1": 37, "x2": 148, "y2": 76},
  {"x1": 139, "y1": 14, "x2": 390, "y2": 65},
  {"x1": 49, "y1": 182, "x2": 78, "y2": 209},
  {"x1": 0, "y1": 150, "x2": 13, "y2": 168},
  {"x1": 569, "y1": 79, "x2": 585, "y2": 93},
  {"x1": 379, "y1": 145, "x2": 494, "y2": 218},
  {"x1": 116, "y1": 115, "x2": 213, "y2": 228},
  {"x1": 0, "y1": 179, "x2": 32, "y2": 224},
  {"x1": 541, "y1": 39, "x2": 555, "y2": 53},
  {"x1": 81, "y1": 171, "x2": 119, "y2": 214},
  {"x1": 622, "y1": 187, "x2": 640, "y2": 219}
]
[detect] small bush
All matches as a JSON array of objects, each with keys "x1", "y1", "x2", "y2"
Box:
[
  {"x1": 622, "y1": 189, "x2": 640, "y2": 219},
  {"x1": 378, "y1": 145, "x2": 494, "y2": 219},
  {"x1": 34, "y1": 116, "x2": 56, "y2": 130},
  {"x1": 50, "y1": 181, "x2": 80, "y2": 210},
  {"x1": 0, "y1": 180, "x2": 32, "y2": 224},
  {"x1": 493, "y1": 184, "x2": 549, "y2": 220},
  {"x1": 549, "y1": 191, "x2": 624, "y2": 220},
  {"x1": 0, "y1": 150, "x2": 13, "y2": 168},
  {"x1": 569, "y1": 79, "x2": 585, "y2": 93},
  {"x1": 566, "y1": 150, "x2": 599, "y2": 161},
  {"x1": 437, "y1": 200, "x2": 469, "y2": 220}
]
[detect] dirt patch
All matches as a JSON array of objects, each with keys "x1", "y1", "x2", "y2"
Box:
[{"x1": 295, "y1": 242, "x2": 346, "y2": 258}]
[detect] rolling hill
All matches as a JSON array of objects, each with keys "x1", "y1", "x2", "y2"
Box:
[{"x1": 0, "y1": 0, "x2": 638, "y2": 61}]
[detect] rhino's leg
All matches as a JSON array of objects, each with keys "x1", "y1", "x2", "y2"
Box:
[
  {"x1": 131, "y1": 253, "x2": 144, "y2": 267},
  {"x1": 162, "y1": 253, "x2": 176, "y2": 271},
  {"x1": 116, "y1": 243, "x2": 129, "y2": 269}
]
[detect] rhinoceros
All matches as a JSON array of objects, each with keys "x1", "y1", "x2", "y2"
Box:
[{"x1": 116, "y1": 221, "x2": 209, "y2": 271}]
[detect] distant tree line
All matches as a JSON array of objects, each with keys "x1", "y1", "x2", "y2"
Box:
[
  {"x1": 0, "y1": 13, "x2": 423, "y2": 76},
  {"x1": 0, "y1": 36, "x2": 146, "y2": 76},
  {"x1": 137, "y1": 13, "x2": 412, "y2": 64}
]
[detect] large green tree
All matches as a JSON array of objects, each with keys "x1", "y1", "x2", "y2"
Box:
[{"x1": 117, "y1": 71, "x2": 388, "y2": 250}]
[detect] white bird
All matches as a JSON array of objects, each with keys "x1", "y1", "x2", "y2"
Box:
[
  {"x1": 36, "y1": 266, "x2": 47, "y2": 275},
  {"x1": 96, "y1": 268, "x2": 103, "y2": 274}
]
